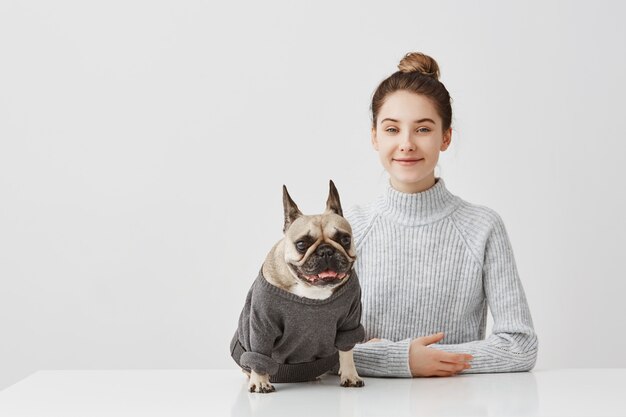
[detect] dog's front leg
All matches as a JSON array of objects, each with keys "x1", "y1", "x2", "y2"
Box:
[
  {"x1": 248, "y1": 370, "x2": 275, "y2": 393},
  {"x1": 338, "y1": 349, "x2": 364, "y2": 387}
]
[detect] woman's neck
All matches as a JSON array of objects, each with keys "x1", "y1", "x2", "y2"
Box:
[
  {"x1": 377, "y1": 176, "x2": 461, "y2": 226},
  {"x1": 389, "y1": 173, "x2": 437, "y2": 194}
]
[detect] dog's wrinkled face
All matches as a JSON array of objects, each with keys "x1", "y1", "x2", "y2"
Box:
[
  {"x1": 284, "y1": 213, "x2": 356, "y2": 288},
  {"x1": 282, "y1": 181, "x2": 356, "y2": 289}
]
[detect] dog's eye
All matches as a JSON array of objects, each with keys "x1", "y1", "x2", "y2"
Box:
[
  {"x1": 295, "y1": 241, "x2": 308, "y2": 252},
  {"x1": 340, "y1": 236, "x2": 351, "y2": 247}
]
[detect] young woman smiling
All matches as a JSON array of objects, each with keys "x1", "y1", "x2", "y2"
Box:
[{"x1": 345, "y1": 52, "x2": 538, "y2": 377}]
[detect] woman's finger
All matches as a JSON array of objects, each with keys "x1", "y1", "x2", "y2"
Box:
[
  {"x1": 437, "y1": 351, "x2": 473, "y2": 364},
  {"x1": 415, "y1": 332, "x2": 445, "y2": 346},
  {"x1": 438, "y1": 357, "x2": 471, "y2": 374},
  {"x1": 437, "y1": 361, "x2": 466, "y2": 373},
  {"x1": 433, "y1": 370, "x2": 455, "y2": 377}
]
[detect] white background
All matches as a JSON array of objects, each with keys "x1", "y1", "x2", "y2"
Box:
[{"x1": 1, "y1": 0, "x2": 625, "y2": 391}]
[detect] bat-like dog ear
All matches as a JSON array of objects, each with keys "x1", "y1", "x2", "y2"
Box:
[
  {"x1": 325, "y1": 180, "x2": 343, "y2": 217},
  {"x1": 283, "y1": 185, "x2": 302, "y2": 233}
]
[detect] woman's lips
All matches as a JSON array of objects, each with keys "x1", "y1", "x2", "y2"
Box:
[{"x1": 393, "y1": 158, "x2": 423, "y2": 166}]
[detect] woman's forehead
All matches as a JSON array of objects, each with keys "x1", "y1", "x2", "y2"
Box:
[{"x1": 378, "y1": 92, "x2": 440, "y2": 123}]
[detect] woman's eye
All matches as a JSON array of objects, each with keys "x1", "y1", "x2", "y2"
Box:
[
  {"x1": 295, "y1": 241, "x2": 307, "y2": 252},
  {"x1": 385, "y1": 127, "x2": 430, "y2": 133}
]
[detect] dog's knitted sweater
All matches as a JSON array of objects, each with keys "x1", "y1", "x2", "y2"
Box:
[
  {"x1": 230, "y1": 269, "x2": 365, "y2": 383},
  {"x1": 345, "y1": 177, "x2": 538, "y2": 377}
]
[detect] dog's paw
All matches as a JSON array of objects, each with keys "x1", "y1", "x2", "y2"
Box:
[
  {"x1": 248, "y1": 372, "x2": 275, "y2": 394},
  {"x1": 248, "y1": 381, "x2": 275, "y2": 393},
  {"x1": 340, "y1": 374, "x2": 365, "y2": 388}
]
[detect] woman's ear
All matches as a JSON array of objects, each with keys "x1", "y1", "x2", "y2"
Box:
[
  {"x1": 371, "y1": 127, "x2": 379, "y2": 151},
  {"x1": 441, "y1": 128, "x2": 452, "y2": 151}
]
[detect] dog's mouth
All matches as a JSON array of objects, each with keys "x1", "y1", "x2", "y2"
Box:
[
  {"x1": 289, "y1": 265, "x2": 349, "y2": 286},
  {"x1": 303, "y1": 269, "x2": 347, "y2": 284}
]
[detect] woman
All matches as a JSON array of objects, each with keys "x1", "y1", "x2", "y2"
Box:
[{"x1": 345, "y1": 52, "x2": 538, "y2": 377}]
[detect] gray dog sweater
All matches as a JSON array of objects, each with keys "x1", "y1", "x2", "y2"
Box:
[{"x1": 230, "y1": 268, "x2": 365, "y2": 383}]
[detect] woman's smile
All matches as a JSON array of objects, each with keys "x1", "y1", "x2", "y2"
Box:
[{"x1": 393, "y1": 158, "x2": 423, "y2": 166}]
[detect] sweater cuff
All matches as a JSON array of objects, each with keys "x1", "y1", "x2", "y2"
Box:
[
  {"x1": 433, "y1": 340, "x2": 538, "y2": 373},
  {"x1": 335, "y1": 325, "x2": 365, "y2": 351},
  {"x1": 353, "y1": 338, "x2": 412, "y2": 377},
  {"x1": 240, "y1": 351, "x2": 280, "y2": 376}
]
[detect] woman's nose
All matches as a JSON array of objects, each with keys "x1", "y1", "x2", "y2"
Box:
[{"x1": 399, "y1": 134, "x2": 415, "y2": 152}]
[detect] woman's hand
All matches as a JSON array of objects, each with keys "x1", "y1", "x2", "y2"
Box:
[{"x1": 409, "y1": 332, "x2": 473, "y2": 377}]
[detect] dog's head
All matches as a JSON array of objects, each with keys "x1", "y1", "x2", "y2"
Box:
[{"x1": 281, "y1": 180, "x2": 356, "y2": 289}]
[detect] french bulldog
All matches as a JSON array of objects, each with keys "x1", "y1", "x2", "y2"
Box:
[{"x1": 230, "y1": 180, "x2": 365, "y2": 393}]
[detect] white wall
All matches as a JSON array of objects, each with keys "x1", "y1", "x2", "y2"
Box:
[{"x1": 1, "y1": 0, "x2": 625, "y2": 390}]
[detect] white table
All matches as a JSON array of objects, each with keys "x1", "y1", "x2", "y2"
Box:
[{"x1": 0, "y1": 369, "x2": 624, "y2": 416}]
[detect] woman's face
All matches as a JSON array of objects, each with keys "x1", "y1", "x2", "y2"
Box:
[{"x1": 372, "y1": 90, "x2": 452, "y2": 193}]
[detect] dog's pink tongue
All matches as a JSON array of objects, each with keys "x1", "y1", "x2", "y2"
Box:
[{"x1": 318, "y1": 270, "x2": 338, "y2": 278}]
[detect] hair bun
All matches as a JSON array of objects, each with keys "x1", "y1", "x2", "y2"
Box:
[{"x1": 398, "y1": 52, "x2": 440, "y2": 80}]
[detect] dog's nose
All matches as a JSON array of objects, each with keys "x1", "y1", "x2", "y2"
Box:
[{"x1": 316, "y1": 244, "x2": 335, "y2": 258}]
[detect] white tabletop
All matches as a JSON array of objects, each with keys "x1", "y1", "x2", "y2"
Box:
[{"x1": 0, "y1": 368, "x2": 624, "y2": 416}]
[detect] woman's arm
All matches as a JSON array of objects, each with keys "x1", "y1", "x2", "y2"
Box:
[
  {"x1": 351, "y1": 337, "x2": 413, "y2": 377},
  {"x1": 352, "y1": 334, "x2": 473, "y2": 377},
  {"x1": 433, "y1": 212, "x2": 539, "y2": 373}
]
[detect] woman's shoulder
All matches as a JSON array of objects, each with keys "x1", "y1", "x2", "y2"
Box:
[
  {"x1": 343, "y1": 201, "x2": 379, "y2": 246},
  {"x1": 453, "y1": 196, "x2": 506, "y2": 226},
  {"x1": 450, "y1": 196, "x2": 510, "y2": 246},
  {"x1": 344, "y1": 201, "x2": 377, "y2": 225}
]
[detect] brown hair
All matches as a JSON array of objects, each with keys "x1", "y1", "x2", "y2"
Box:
[{"x1": 370, "y1": 52, "x2": 452, "y2": 132}]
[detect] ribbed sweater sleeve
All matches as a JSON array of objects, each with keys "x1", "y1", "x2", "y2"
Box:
[
  {"x1": 352, "y1": 338, "x2": 413, "y2": 377},
  {"x1": 347, "y1": 204, "x2": 413, "y2": 377},
  {"x1": 432, "y1": 211, "x2": 538, "y2": 373}
]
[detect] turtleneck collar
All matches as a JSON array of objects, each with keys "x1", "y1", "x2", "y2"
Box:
[{"x1": 375, "y1": 177, "x2": 462, "y2": 226}]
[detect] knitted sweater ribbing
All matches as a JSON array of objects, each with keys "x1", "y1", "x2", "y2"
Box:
[
  {"x1": 231, "y1": 269, "x2": 365, "y2": 382},
  {"x1": 345, "y1": 177, "x2": 538, "y2": 377}
]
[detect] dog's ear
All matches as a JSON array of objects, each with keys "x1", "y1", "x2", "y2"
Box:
[
  {"x1": 325, "y1": 180, "x2": 343, "y2": 217},
  {"x1": 283, "y1": 185, "x2": 302, "y2": 233}
]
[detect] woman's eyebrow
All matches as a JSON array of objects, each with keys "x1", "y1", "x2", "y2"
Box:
[{"x1": 381, "y1": 118, "x2": 436, "y2": 124}]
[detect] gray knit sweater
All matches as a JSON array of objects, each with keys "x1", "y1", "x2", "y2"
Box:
[
  {"x1": 231, "y1": 269, "x2": 365, "y2": 383},
  {"x1": 345, "y1": 177, "x2": 538, "y2": 377}
]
